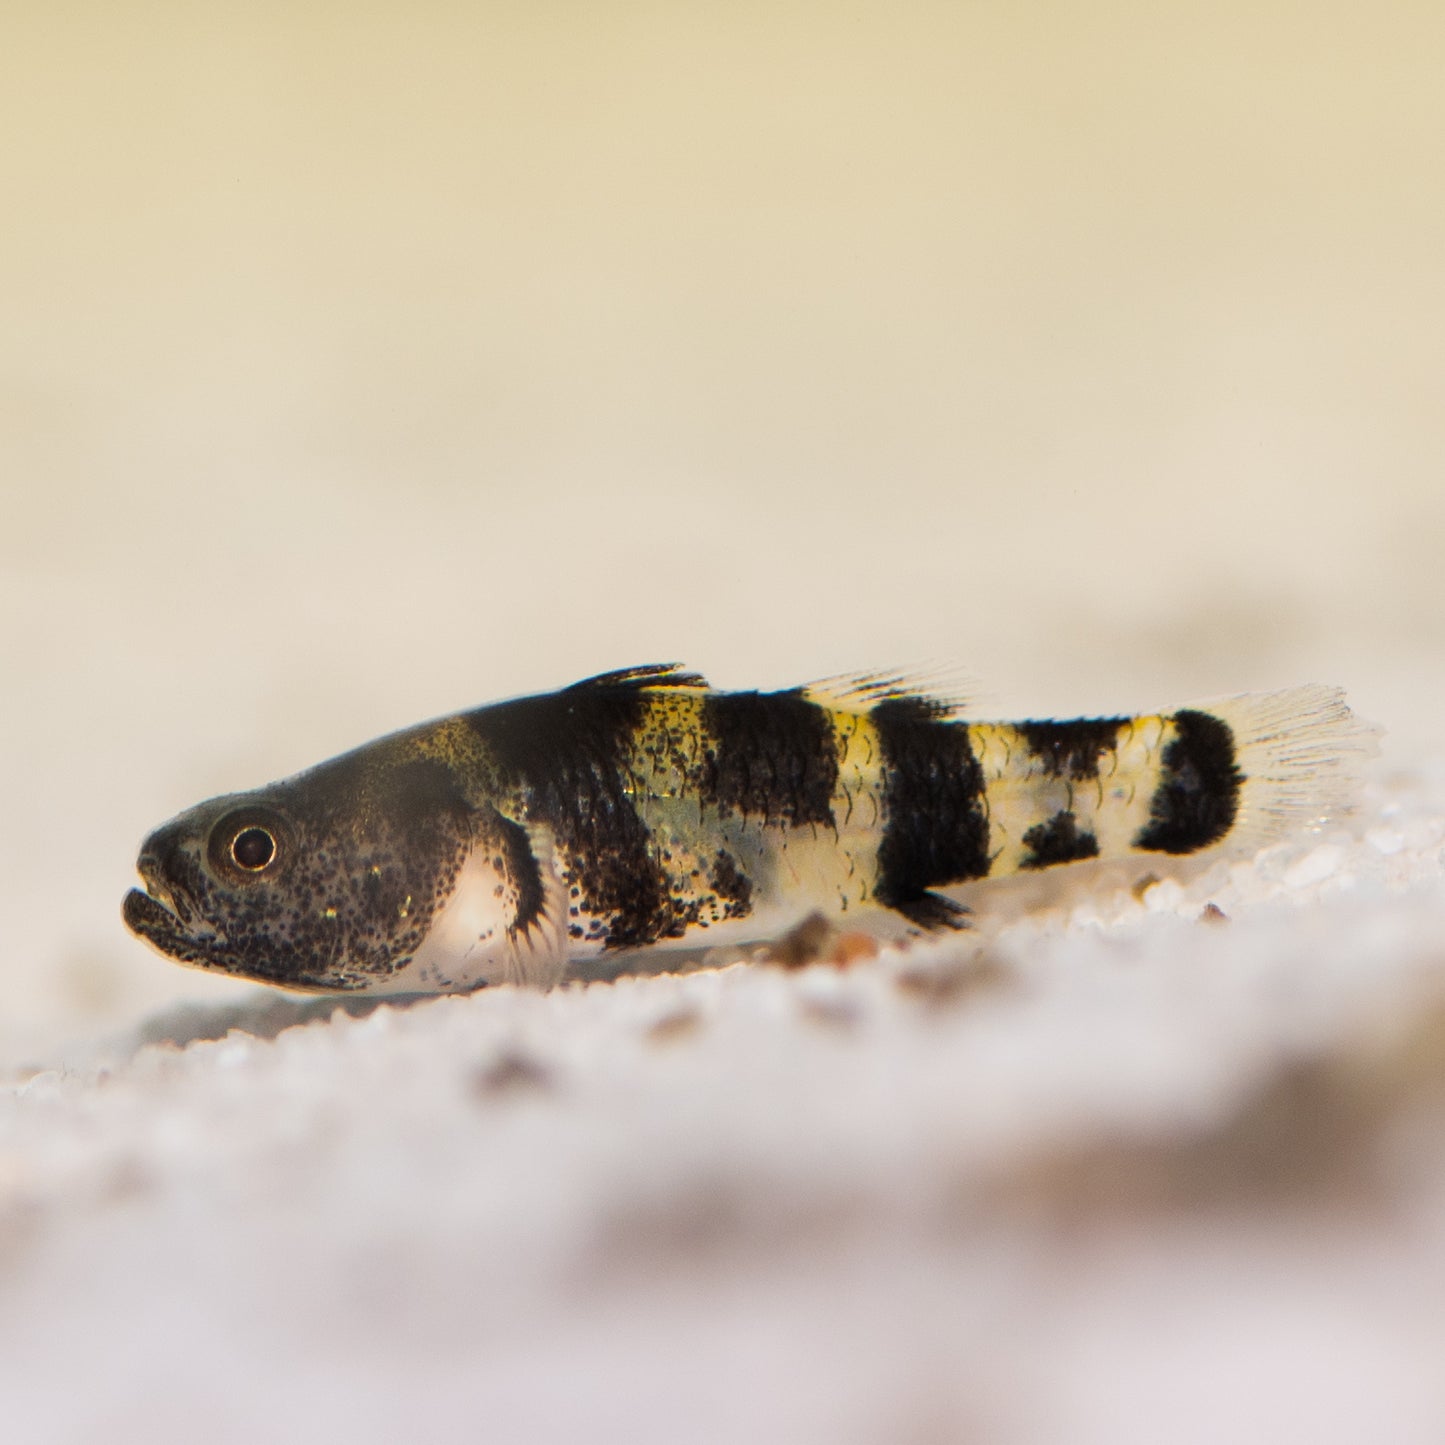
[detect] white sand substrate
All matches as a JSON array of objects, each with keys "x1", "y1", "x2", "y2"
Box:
[
  {"x1": 7, "y1": 11, "x2": 1445, "y2": 1438},
  {"x1": 3, "y1": 765, "x2": 1444, "y2": 1444}
]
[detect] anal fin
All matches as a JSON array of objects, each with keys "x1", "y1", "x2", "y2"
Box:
[{"x1": 886, "y1": 892, "x2": 973, "y2": 932}]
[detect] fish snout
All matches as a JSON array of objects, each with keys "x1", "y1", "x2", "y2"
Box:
[{"x1": 135, "y1": 824, "x2": 201, "y2": 926}]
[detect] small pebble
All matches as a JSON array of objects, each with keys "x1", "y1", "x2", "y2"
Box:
[
  {"x1": 645, "y1": 1009, "x2": 702, "y2": 1045},
  {"x1": 471, "y1": 1049, "x2": 552, "y2": 1098}
]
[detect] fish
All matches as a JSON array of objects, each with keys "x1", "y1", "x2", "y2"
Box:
[{"x1": 123, "y1": 665, "x2": 1376, "y2": 993}]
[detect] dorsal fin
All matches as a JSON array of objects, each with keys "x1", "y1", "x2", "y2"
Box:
[
  {"x1": 802, "y1": 665, "x2": 977, "y2": 720},
  {"x1": 565, "y1": 663, "x2": 711, "y2": 693}
]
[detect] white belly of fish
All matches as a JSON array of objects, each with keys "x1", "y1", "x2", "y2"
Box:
[{"x1": 370, "y1": 844, "x2": 570, "y2": 994}]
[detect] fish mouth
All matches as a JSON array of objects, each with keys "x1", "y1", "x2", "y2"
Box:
[
  {"x1": 123, "y1": 886, "x2": 226, "y2": 970},
  {"x1": 134, "y1": 856, "x2": 197, "y2": 923},
  {"x1": 123, "y1": 886, "x2": 184, "y2": 936},
  {"x1": 123, "y1": 859, "x2": 217, "y2": 961}
]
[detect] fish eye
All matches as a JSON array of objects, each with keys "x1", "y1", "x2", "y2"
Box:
[
  {"x1": 208, "y1": 808, "x2": 289, "y2": 880},
  {"x1": 231, "y1": 826, "x2": 277, "y2": 872}
]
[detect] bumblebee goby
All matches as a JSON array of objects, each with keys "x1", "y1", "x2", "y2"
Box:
[{"x1": 124, "y1": 665, "x2": 1376, "y2": 993}]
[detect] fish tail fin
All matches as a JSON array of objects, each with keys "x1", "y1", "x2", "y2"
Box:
[
  {"x1": 971, "y1": 685, "x2": 1378, "y2": 879},
  {"x1": 1201, "y1": 684, "x2": 1380, "y2": 849}
]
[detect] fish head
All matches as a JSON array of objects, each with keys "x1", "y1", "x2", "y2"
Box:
[{"x1": 123, "y1": 745, "x2": 475, "y2": 991}]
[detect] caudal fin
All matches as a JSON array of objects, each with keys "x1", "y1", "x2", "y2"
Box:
[{"x1": 1201, "y1": 685, "x2": 1379, "y2": 849}]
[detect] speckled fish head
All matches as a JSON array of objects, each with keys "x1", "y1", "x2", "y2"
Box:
[{"x1": 122, "y1": 742, "x2": 475, "y2": 990}]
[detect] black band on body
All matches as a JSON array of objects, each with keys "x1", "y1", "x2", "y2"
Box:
[
  {"x1": 469, "y1": 683, "x2": 674, "y2": 949},
  {"x1": 1134, "y1": 710, "x2": 1241, "y2": 855},
  {"x1": 699, "y1": 690, "x2": 838, "y2": 828},
  {"x1": 1017, "y1": 718, "x2": 1128, "y2": 780},
  {"x1": 872, "y1": 698, "x2": 990, "y2": 907}
]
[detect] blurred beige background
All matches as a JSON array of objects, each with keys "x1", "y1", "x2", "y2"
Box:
[{"x1": 2, "y1": 1, "x2": 1442, "y2": 1058}]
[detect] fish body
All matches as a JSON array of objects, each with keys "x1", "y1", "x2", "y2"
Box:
[{"x1": 123, "y1": 665, "x2": 1375, "y2": 993}]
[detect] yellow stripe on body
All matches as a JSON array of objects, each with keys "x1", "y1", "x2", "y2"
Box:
[
  {"x1": 622, "y1": 694, "x2": 887, "y2": 931},
  {"x1": 618, "y1": 693, "x2": 739, "y2": 931},
  {"x1": 970, "y1": 715, "x2": 1173, "y2": 875},
  {"x1": 821, "y1": 709, "x2": 885, "y2": 913}
]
